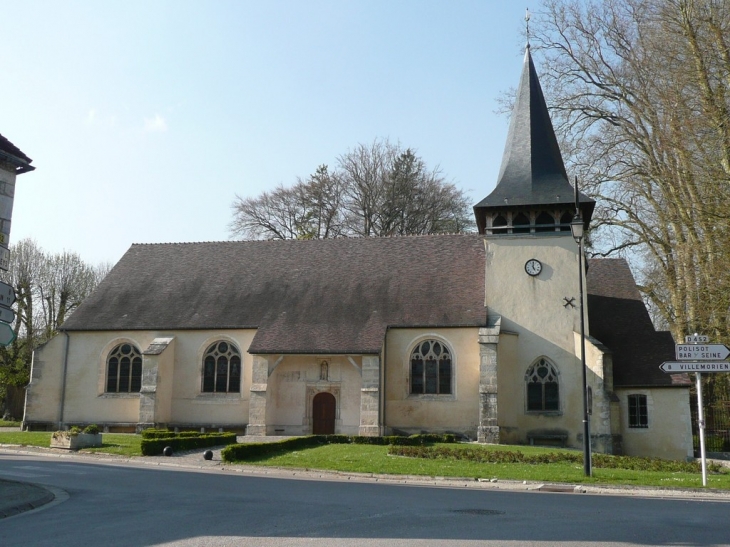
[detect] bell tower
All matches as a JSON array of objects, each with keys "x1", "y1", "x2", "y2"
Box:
[{"x1": 473, "y1": 46, "x2": 594, "y2": 234}]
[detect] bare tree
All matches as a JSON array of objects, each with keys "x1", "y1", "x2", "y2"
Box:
[
  {"x1": 40, "y1": 251, "x2": 98, "y2": 335},
  {"x1": 532, "y1": 0, "x2": 730, "y2": 343},
  {"x1": 230, "y1": 139, "x2": 474, "y2": 240},
  {"x1": 0, "y1": 240, "x2": 109, "y2": 418}
]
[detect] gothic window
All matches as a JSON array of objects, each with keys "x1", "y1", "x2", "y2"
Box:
[
  {"x1": 535, "y1": 211, "x2": 556, "y2": 233},
  {"x1": 106, "y1": 343, "x2": 143, "y2": 393},
  {"x1": 512, "y1": 212, "x2": 530, "y2": 233},
  {"x1": 410, "y1": 339, "x2": 452, "y2": 395},
  {"x1": 525, "y1": 358, "x2": 559, "y2": 411},
  {"x1": 628, "y1": 394, "x2": 648, "y2": 428},
  {"x1": 202, "y1": 341, "x2": 242, "y2": 393}
]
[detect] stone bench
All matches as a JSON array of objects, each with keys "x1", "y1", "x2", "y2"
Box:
[{"x1": 526, "y1": 430, "x2": 568, "y2": 447}]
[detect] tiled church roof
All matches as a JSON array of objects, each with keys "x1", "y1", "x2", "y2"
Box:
[
  {"x1": 61, "y1": 235, "x2": 488, "y2": 354},
  {"x1": 587, "y1": 258, "x2": 687, "y2": 388},
  {"x1": 62, "y1": 237, "x2": 680, "y2": 387}
]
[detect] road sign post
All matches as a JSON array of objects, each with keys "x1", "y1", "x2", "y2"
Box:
[
  {"x1": 696, "y1": 372, "x2": 707, "y2": 487},
  {"x1": 661, "y1": 334, "x2": 730, "y2": 486}
]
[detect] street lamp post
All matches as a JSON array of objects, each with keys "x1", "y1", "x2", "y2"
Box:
[{"x1": 570, "y1": 213, "x2": 592, "y2": 477}]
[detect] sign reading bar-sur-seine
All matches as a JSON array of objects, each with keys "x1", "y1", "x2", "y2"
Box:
[
  {"x1": 0, "y1": 281, "x2": 15, "y2": 308},
  {"x1": 675, "y1": 344, "x2": 730, "y2": 361},
  {"x1": 660, "y1": 361, "x2": 730, "y2": 373}
]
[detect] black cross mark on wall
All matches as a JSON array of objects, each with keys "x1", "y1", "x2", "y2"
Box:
[{"x1": 563, "y1": 297, "x2": 576, "y2": 308}]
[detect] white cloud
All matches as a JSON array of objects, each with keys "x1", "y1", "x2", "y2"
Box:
[
  {"x1": 85, "y1": 108, "x2": 117, "y2": 128},
  {"x1": 144, "y1": 114, "x2": 168, "y2": 133}
]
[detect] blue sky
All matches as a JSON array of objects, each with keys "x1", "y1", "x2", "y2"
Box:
[{"x1": 3, "y1": 1, "x2": 530, "y2": 265}]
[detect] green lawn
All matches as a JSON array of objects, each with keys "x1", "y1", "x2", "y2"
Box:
[
  {"x1": 0, "y1": 431, "x2": 141, "y2": 457},
  {"x1": 231, "y1": 443, "x2": 730, "y2": 490},
  {"x1": 1, "y1": 431, "x2": 728, "y2": 490}
]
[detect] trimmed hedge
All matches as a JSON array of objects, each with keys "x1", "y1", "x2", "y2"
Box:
[
  {"x1": 221, "y1": 434, "x2": 455, "y2": 462},
  {"x1": 387, "y1": 445, "x2": 724, "y2": 473},
  {"x1": 141, "y1": 432, "x2": 237, "y2": 456},
  {"x1": 141, "y1": 429, "x2": 208, "y2": 440}
]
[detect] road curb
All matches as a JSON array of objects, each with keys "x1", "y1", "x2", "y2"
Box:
[
  {"x1": 2, "y1": 444, "x2": 730, "y2": 501},
  {"x1": 0, "y1": 478, "x2": 56, "y2": 519}
]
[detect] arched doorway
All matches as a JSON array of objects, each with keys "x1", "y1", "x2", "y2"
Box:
[{"x1": 312, "y1": 392, "x2": 336, "y2": 434}]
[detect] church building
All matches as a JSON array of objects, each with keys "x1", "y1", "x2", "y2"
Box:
[{"x1": 23, "y1": 47, "x2": 693, "y2": 460}]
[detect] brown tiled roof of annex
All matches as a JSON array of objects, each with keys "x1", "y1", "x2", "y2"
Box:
[
  {"x1": 586, "y1": 258, "x2": 688, "y2": 388},
  {"x1": 61, "y1": 235, "x2": 487, "y2": 354}
]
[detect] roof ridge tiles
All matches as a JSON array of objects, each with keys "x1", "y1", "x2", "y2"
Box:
[{"x1": 129, "y1": 233, "x2": 480, "y2": 248}]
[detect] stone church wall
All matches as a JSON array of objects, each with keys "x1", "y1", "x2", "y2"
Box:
[
  {"x1": 384, "y1": 327, "x2": 481, "y2": 438},
  {"x1": 616, "y1": 387, "x2": 693, "y2": 460},
  {"x1": 264, "y1": 355, "x2": 364, "y2": 436}
]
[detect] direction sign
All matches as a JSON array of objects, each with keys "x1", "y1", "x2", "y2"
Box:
[
  {"x1": 685, "y1": 334, "x2": 709, "y2": 344},
  {"x1": 0, "y1": 246, "x2": 8, "y2": 271},
  {"x1": 0, "y1": 306, "x2": 14, "y2": 324},
  {"x1": 660, "y1": 361, "x2": 730, "y2": 373},
  {"x1": 0, "y1": 281, "x2": 15, "y2": 307},
  {"x1": 676, "y1": 344, "x2": 730, "y2": 361},
  {"x1": 0, "y1": 322, "x2": 15, "y2": 346}
]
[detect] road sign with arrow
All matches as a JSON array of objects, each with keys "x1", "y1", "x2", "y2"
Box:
[
  {"x1": 0, "y1": 322, "x2": 15, "y2": 346},
  {"x1": 0, "y1": 281, "x2": 15, "y2": 308},
  {"x1": 675, "y1": 344, "x2": 730, "y2": 361}
]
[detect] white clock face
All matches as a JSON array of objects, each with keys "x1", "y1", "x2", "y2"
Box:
[{"x1": 525, "y1": 259, "x2": 542, "y2": 276}]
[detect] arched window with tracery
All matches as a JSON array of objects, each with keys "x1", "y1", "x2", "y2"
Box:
[
  {"x1": 106, "y1": 343, "x2": 143, "y2": 393},
  {"x1": 202, "y1": 341, "x2": 242, "y2": 393},
  {"x1": 410, "y1": 339, "x2": 452, "y2": 395},
  {"x1": 525, "y1": 358, "x2": 559, "y2": 411}
]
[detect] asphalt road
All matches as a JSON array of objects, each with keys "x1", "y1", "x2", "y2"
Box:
[{"x1": 1, "y1": 454, "x2": 729, "y2": 547}]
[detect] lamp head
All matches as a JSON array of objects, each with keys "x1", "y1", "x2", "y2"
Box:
[{"x1": 570, "y1": 215, "x2": 584, "y2": 243}]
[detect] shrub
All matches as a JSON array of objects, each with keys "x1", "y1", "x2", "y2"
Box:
[
  {"x1": 140, "y1": 429, "x2": 210, "y2": 440},
  {"x1": 221, "y1": 434, "x2": 455, "y2": 462},
  {"x1": 83, "y1": 424, "x2": 100, "y2": 435},
  {"x1": 387, "y1": 445, "x2": 723, "y2": 473},
  {"x1": 140, "y1": 432, "x2": 237, "y2": 456},
  {"x1": 704, "y1": 435, "x2": 726, "y2": 452}
]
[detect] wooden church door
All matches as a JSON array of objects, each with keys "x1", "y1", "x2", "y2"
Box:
[{"x1": 312, "y1": 392, "x2": 336, "y2": 434}]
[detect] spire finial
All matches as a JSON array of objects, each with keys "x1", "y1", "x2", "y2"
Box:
[{"x1": 525, "y1": 8, "x2": 531, "y2": 48}]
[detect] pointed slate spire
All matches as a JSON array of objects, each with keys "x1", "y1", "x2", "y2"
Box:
[{"x1": 474, "y1": 46, "x2": 593, "y2": 234}]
